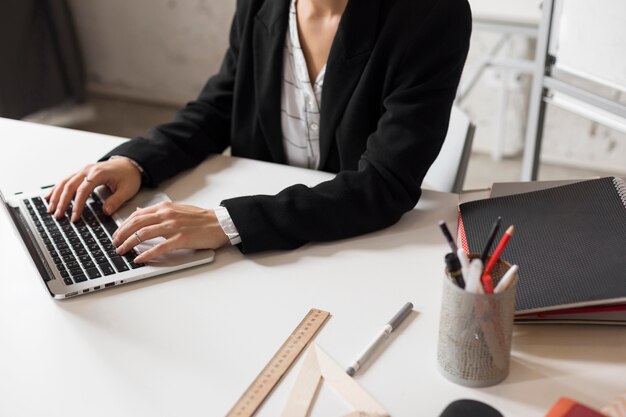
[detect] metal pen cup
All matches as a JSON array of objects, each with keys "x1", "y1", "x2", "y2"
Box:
[{"x1": 437, "y1": 257, "x2": 517, "y2": 387}]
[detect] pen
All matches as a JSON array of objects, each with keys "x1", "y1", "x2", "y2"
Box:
[
  {"x1": 346, "y1": 302, "x2": 413, "y2": 377},
  {"x1": 445, "y1": 252, "x2": 466, "y2": 289},
  {"x1": 481, "y1": 225, "x2": 515, "y2": 294},
  {"x1": 438, "y1": 220, "x2": 458, "y2": 253},
  {"x1": 494, "y1": 265, "x2": 519, "y2": 294},
  {"x1": 480, "y1": 217, "x2": 501, "y2": 264}
]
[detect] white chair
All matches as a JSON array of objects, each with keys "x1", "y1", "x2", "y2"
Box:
[{"x1": 423, "y1": 106, "x2": 475, "y2": 193}]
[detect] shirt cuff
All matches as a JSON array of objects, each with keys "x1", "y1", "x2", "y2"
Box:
[
  {"x1": 109, "y1": 155, "x2": 144, "y2": 174},
  {"x1": 214, "y1": 205, "x2": 242, "y2": 246}
]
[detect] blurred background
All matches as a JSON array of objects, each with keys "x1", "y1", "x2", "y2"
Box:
[{"x1": 2, "y1": 0, "x2": 625, "y2": 189}]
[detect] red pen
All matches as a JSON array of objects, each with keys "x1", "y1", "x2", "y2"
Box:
[{"x1": 481, "y1": 225, "x2": 515, "y2": 294}]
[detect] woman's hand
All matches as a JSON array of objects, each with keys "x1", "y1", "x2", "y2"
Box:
[
  {"x1": 111, "y1": 202, "x2": 230, "y2": 263},
  {"x1": 45, "y1": 158, "x2": 142, "y2": 221}
]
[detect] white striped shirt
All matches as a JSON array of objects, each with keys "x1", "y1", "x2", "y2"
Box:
[
  {"x1": 281, "y1": 0, "x2": 325, "y2": 170},
  {"x1": 219, "y1": 0, "x2": 325, "y2": 245}
]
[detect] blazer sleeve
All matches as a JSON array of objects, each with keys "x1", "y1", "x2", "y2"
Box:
[
  {"x1": 222, "y1": 0, "x2": 472, "y2": 253},
  {"x1": 99, "y1": 8, "x2": 243, "y2": 186}
]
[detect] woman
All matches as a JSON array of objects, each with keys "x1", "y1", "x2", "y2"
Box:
[{"x1": 46, "y1": 0, "x2": 471, "y2": 262}]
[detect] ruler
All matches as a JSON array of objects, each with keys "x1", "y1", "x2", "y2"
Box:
[{"x1": 225, "y1": 308, "x2": 331, "y2": 417}]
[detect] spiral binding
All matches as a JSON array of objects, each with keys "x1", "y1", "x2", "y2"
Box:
[{"x1": 612, "y1": 177, "x2": 626, "y2": 207}]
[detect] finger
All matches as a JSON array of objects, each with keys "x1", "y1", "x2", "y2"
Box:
[
  {"x1": 111, "y1": 206, "x2": 142, "y2": 240},
  {"x1": 46, "y1": 176, "x2": 71, "y2": 213},
  {"x1": 134, "y1": 237, "x2": 182, "y2": 263},
  {"x1": 112, "y1": 213, "x2": 161, "y2": 247},
  {"x1": 112, "y1": 202, "x2": 168, "y2": 239},
  {"x1": 115, "y1": 224, "x2": 171, "y2": 255},
  {"x1": 71, "y1": 177, "x2": 99, "y2": 222},
  {"x1": 102, "y1": 183, "x2": 141, "y2": 216},
  {"x1": 54, "y1": 174, "x2": 85, "y2": 219}
]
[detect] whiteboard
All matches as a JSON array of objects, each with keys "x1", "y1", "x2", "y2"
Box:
[{"x1": 555, "y1": 0, "x2": 626, "y2": 92}]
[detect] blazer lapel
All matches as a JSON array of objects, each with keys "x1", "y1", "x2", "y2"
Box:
[
  {"x1": 319, "y1": 0, "x2": 382, "y2": 170},
  {"x1": 253, "y1": 0, "x2": 290, "y2": 164}
]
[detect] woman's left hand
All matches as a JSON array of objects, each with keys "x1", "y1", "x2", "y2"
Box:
[{"x1": 112, "y1": 201, "x2": 230, "y2": 263}]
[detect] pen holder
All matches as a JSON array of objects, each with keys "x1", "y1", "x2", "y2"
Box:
[{"x1": 437, "y1": 256, "x2": 517, "y2": 387}]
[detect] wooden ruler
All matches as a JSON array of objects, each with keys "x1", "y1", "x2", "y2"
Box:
[{"x1": 225, "y1": 308, "x2": 331, "y2": 417}]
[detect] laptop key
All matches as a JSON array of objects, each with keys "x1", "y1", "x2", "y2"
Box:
[
  {"x1": 110, "y1": 256, "x2": 129, "y2": 272},
  {"x1": 62, "y1": 253, "x2": 76, "y2": 262},
  {"x1": 99, "y1": 262, "x2": 115, "y2": 276},
  {"x1": 129, "y1": 261, "x2": 145, "y2": 269},
  {"x1": 69, "y1": 267, "x2": 83, "y2": 276},
  {"x1": 86, "y1": 267, "x2": 101, "y2": 279},
  {"x1": 73, "y1": 274, "x2": 87, "y2": 283},
  {"x1": 78, "y1": 254, "x2": 91, "y2": 263},
  {"x1": 63, "y1": 277, "x2": 74, "y2": 285},
  {"x1": 95, "y1": 255, "x2": 109, "y2": 264},
  {"x1": 101, "y1": 219, "x2": 118, "y2": 236}
]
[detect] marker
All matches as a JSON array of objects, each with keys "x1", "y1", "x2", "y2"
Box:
[
  {"x1": 445, "y1": 253, "x2": 466, "y2": 289},
  {"x1": 438, "y1": 220, "x2": 458, "y2": 253},
  {"x1": 346, "y1": 302, "x2": 413, "y2": 376},
  {"x1": 480, "y1": 217, "x2": 502, "y2": 265},
  {"x1": 494, "y1": 265, "x2": 519, "y2": 293},
  {"x1": 481, "y1": 225, "x2": 515, "y2": 294}
]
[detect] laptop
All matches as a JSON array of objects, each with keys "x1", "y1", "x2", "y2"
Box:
[{"x1": 1, "y1": 186, "x2": 215, "y2": 299}]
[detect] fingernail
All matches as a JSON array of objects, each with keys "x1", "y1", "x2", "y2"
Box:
[
  {"x1": 134, "y1": 256, "x2": 144, "y2": 263},
  {"x1": 116, "y1": 247, "x2": 123, "y2": 254},
  {"x1": 103, "y1": 205, "x2": 111, "y2": 215}
]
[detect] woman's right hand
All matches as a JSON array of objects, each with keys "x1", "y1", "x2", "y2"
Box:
[{"x1": 45, "y1": 158, "x2": 143, "y2": 222}]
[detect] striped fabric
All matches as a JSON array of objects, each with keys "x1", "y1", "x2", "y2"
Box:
[
  {"x1": 217, "y1": 0, "x2": 327, "y2": 244},
  {"x1": 280, "y1": 0, "x2": 325, "y2": 170}
]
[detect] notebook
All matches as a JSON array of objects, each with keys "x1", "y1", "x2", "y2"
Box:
[
  {"x1": 458, "y1": 177, "x2": 626, "y2": 324},
  {"x1": 1, "y1": 186, "x2": 215, "y2": 299}
]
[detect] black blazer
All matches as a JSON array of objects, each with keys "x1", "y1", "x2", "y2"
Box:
[{"x1": 103, "y1": 0, "x2": 471, "y2": 253}]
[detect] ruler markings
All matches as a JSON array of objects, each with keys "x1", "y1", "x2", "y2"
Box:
[{"x1": 225, "y1": 308, "x2": 331, "y2": 417}]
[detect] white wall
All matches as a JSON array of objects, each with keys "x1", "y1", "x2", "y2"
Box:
[
  {"x1": 68, "y1": 0, "x2": 235, "y2": 105},
  {"x1": 67, "y1": 0, "x2": 626, "y2": 175}
]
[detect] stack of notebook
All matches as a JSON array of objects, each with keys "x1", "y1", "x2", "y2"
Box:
[{"x1": 458, "y1": 177, "x2": 626, "y2": 325}]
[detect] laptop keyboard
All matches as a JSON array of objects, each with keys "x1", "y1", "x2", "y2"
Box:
[{"x1": 24, "y1": 195, "x2": 144, "y2": 285}]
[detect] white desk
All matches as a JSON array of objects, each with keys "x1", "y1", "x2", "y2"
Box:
[{"x1": 1, "y1": 118, "x2": 624, "y2": 417}]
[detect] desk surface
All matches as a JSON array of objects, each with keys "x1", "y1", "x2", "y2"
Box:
[{"x1": 1, "y1": 118, "x2": 625, "y2": 417}]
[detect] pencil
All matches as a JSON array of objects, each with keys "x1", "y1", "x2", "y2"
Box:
[
  {"x1": 494, "y1": 265, "x2": 519, "y2": 293},
  {"x1": 480, "y1": 216, "x2": 502, "y2": 264},
  {"x1": 481, "y1": 225, "x2": 515, "y2": 294}
]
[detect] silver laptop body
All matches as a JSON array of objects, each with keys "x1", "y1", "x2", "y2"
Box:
[{"x1": 1, "y1": 186, "x2": 215, "y2": 299}]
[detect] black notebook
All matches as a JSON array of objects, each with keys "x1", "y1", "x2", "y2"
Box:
[{"x1": 458, "y1": 177, "x2": 626, "y2": 324}]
